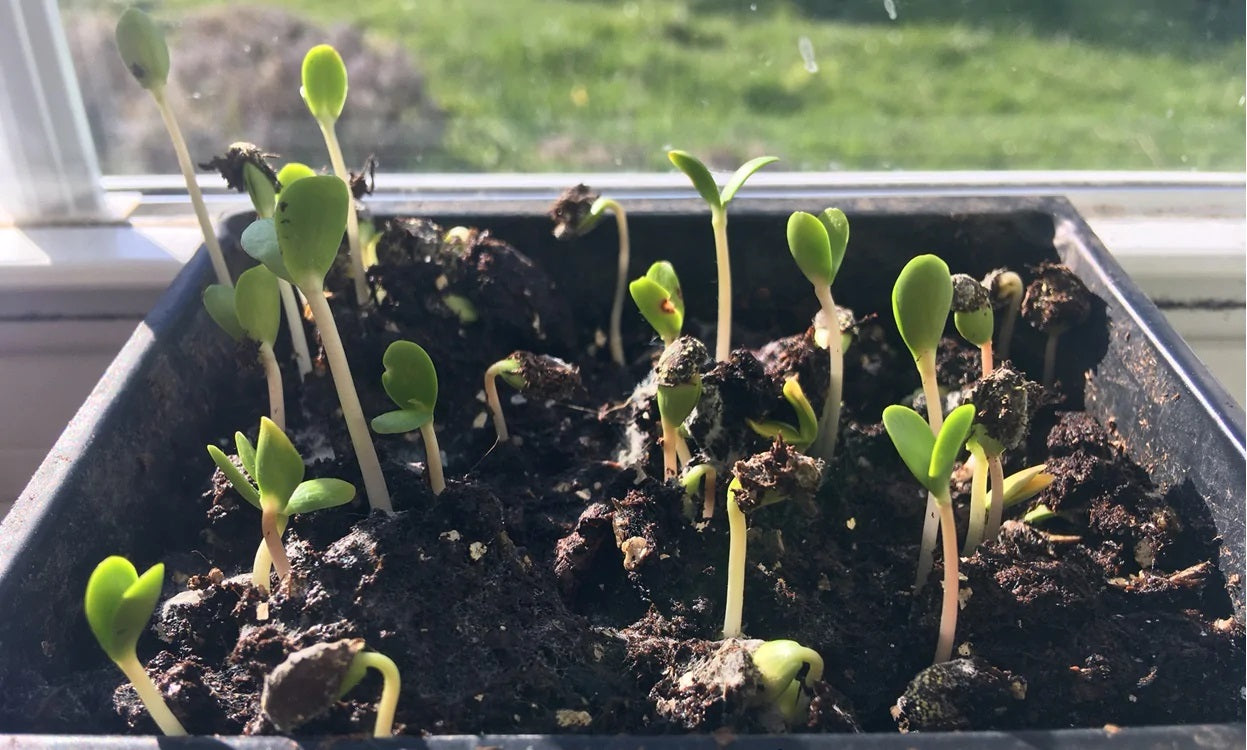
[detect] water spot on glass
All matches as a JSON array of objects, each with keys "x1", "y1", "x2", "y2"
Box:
[
  {"x1": 1238, "y1": 95, "x2": 1245, "y2": 107},
  {"x1": 1165, "y1": 108, "x2": 1174, "y2": 119},
  {"x1": 798, "y1": 36, "x2": 818, "y2": 73},
  {"x1": 883, "y1": 0, "x2": 898, "y2": 20},
  {"x1": 1180, "y1": 155, "x2": 1188, "y2": 163},
  {"x1": 242, "y1": 44, "x2": 252, "y2": 54},
  {"x1": 191, "y1": 91, "x2": 202, "y2": 100},
  {"x1": 750, "y1": 3, "x2": 757, "y2": 10},
  {"x1": 623, "y1": 2, "x2": 638, "y2": 19}
]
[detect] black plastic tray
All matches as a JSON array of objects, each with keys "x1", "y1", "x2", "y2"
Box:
[{"x1": 1, "y1": 195, "x2": 1242, "y2": 748}]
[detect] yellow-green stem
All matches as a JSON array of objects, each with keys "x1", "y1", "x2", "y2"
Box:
[
  {"x1": 914, "y1": 350, "x2": 945, "y2": 590},
  {"x1": 354, "y1": 651, "x2": 401, "y2": 737},
  {"x1": 602, "y1": 200, "x2": 629, "y2": 366},
  {"x1": 419, "y1": 421, "x2": 446, "y2": 494},
  {"x1": 117, "y1": 654, "x2": 187, "y2": 736},
  {"x1": 261, "y1": 505, "x2": 291, "y2": 580},
  {"x1": 302, "y1": 287, "x2": 392, "y2": 512},
  {"x1": 997, "y1": 296, "x2": 1021, "y2": 361},
  {"x1": 963, "y1": 441, "x2": 990, "y2": 554},
  {"x1": 711, "y1": 208, "x2": 732, "y2": 361},
  {"x1": 985, "y1": 452, "x2": 1007, "y2": 540},
  {"x1": 278, "y1": 279, "x2": 313, "y2": 379},
  {"x1": 151, "y1": 87, "x2": 230, "y2": 286},
  {"x1": 1042, "y1": 329, "x2": 1062, "y2": 388},
  {"x1": 811, "y1": 284, "x2": 843, "y2": 461},
  {"x1": 483, "y1": 363, "x2": 509, "y2": 442},
  {"x1": 934, "y1": 498, "x2": 960, "y2": 664},
  {"x1": 722, "y1": 487, "x2": 747, "y2": 638},
  {"x1": 318, "y1": 121, "x2": 369, "y2": 307},
  {"x1": 258, "y1": 342, "x2": 285, "y2": 431}
]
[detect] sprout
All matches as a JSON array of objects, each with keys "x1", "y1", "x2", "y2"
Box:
[
  {"x1": 746, "y1": 377, "x2": 819, "y2": 453},
  {"x1": 261, "y1": 639, "x2": 400, "y2": 737},
  {"x1": 276, "y1": 175, "x2": 391, "y2": 512},
  {"x1": 656, "y1": 336, "x2": 708, "y2": 479},
  {"x1": 202, "y1": 264, "x2": 287, "y2": 429},
  {"x1": 668, "y1": 150, "x2": 778, "y2": 361},
  {"x1": 629, "y1": 261, "x2": 684, "y2": 349},
  {"x1": 371, "y1": 340, "x2": 445, "y2": 495},
  {"x1": 752, "y1": 639, "x2": 825, "y2": 725},
  {"x1": 892, "y1": 254, "x2": 953, "y2": 590},
  {"x1": 1020, "y1": 263, "x2": 1092, "y2": 388},
  {"x1": 301, "y1": 44, "x2": 368, "y2": 306},
  {"x1": 84, "y1": 556, "x2": 187, "y2": 736},
  {"x1": 723, "y1": 439, "x2": 824, "y2": 638},
  {"x1": 999, "y1": 464, "x2": 1055, "y2": 507},
  {"x1": 951, "y1": 273, "x2": 995, "y2": 378},
  {"x1": 483, "y1": 351, "x2": 581, "y2": 443},
  {"x1": 786, "y1": 209, "x2": 850, "y2": 460},
  {"x1": 114, "y1": 8, "x2": 230, "y2": 286},
  {"x1": 883, "y1": 402, "x2": 975, "y2": 664},
  {"x1": 549, "y1": 185, "x2": 631, "y2": 366},
  {"x1": 982, "y1": 268, "x2": 1024, "y2": 361},
  {"x1": 208, "y1": 418, "x2": 355, "y2": 597},
  {"x1": 680, "y1": 462, "x2": 717, "y2": 520}
]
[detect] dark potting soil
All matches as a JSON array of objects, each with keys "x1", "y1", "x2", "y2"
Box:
[{"x1": 6, "y1": 217, "x2": 1243, "y2": 737}]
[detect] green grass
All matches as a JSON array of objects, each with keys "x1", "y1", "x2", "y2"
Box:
[{"x1": 78, "y1": 0, "x2": 1246, "y2": 171}]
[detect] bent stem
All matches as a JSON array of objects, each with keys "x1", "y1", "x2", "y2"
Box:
[
  {"x1": 117, "y1": 654, "x2": 187, "y2": 736},
  {"x1": 984, "y1": 452, "x2": 1007, "y2": 540},
  {"x1": 419, "y1": 421, "x2": 446, "y2": 494},
  {"x1": 962, "y1": 441, "x2": 989, "y2": 554},
  {"x1": 354, "y1": 651, "x2": 401, "y2": 737},
  {"x1": 278, "y1": 279, "x2": 313, "y2": 379},
  {"x1": 258, "y1": 342, "x2": 286, "y2": 431},
  {"x1": 150, "y1": 87, "x2": 230, "y2": 286},
  {"x1": 722, "y1": 486, "x2": 746, "y2": 638},
  {"x1": 303, "y1": 287, "x2": 392, "y2": 512},
  {"x1": 603, "y1": 199, "x2": 630, "y2": 366},
  {"x1": 318, "y1": 123, "x2": 368, "y2": 307},
  {"x1": 934, "y1": 498, "x2": 959, "y2": 664},
  {"x1": 711, "y1": 208, "x2": 732, "y2": 361},
  {"x1": 261, "y1": 506, "x2": 292, "y2": 580},
  {"x1": 483, "y1": 362, "x2": 510, "y2": 442},
  {"x1": 914, "y1": 349, "x2": 946, "y2": 590},
  {"x1": 811, "y1": 284, "x2": 843, "y2": 461},
  {"x1": 1042, "y1": 329, "x2": 1062, "y2": 388}
]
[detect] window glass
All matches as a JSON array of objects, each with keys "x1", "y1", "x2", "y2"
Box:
[{"x1": 61, "y1": 0, "x2": 1246, "y2": 173}]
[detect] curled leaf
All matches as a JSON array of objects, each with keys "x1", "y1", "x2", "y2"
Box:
[
  {"x1": 85, "y1": 556, "x2": 165, "y2": 663},
  {"x1": 720, "y1": 155, "x2": 778, "y2": 205},
  {"x1": 207, "y1": 444, "x2": 260, "y2": 509}
]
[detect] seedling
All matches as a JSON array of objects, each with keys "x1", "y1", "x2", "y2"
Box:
[
  {"x1": 204, "y1": 264, "x2": 287, "y2": 429},
  {"x1": 549, "y1": 185, "x2": 631, "y2": 366},
  {"x1": 722, "y1": 439, "x2": 824, "y2": 638},
  {"x1": 483, "y1": 351, "x2": 581, "y2": 443},
  {"x1": 1020, "y1": 263, "x2": 1092, "y2": 388},
  {"x1": 786, "y1": 209, "x2": 850, "y2": 460},
  {"x1": 951, "y1": 273, "x2": 995, "y2": 377},
  {"x1": 746, "y1": 377, "x2": 818, "y2": 453},
  {"x1": 883, "y1": 402, "x2": 975, "y2": 663},
  {"x1": 371, "y1": 340, "x2": 445, "y2": 495},
  {"x1": 114, "y1": 8, "x2": 230, "y2": 286},
  {"x1": 983, "y1": 268, "x2": 1023, "y2": 361},
  {"x1": 85, "y1": 556, "x2": 187, "y2": 735},
  {"x1": 276, "y1": 175, "x2": 391, "y2": 512},
  {"x1": 751, "y1": 639, "x2": 825, "y2": 725},
  {"x1": 208, "y1": 418, "x2": 355, "y2": 594},
  {"x1": 680, "y1": 462, "x2": 717, "y2": 520},
  {"x1": 892, "y1": 254, "x2": 953, "y2": 589},
  {"x1": 668, "y1": 150, "x2": 778, "y2": 361},
  {"x1": 655, "y1": 336, "x2": 708, "y2": 479},
  {"x1": 262, "y1": 638, "x2": 400, "y2": 737},
  {"x1": 301, "y1": 44, "x2": 368, "y2": 306},
  {"x1": 629, "y1": 261, "x2": 684, "y2": 349}
]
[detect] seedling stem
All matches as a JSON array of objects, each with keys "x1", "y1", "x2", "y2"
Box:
[
  {"x1": 811, "y1": 283, "x2": 843, "y2": 459},
  {"x1": 935, "y1": 497, "x2": 959, "y2": 663},
  {"x1": 711, "y1": 208, "x2": 732, "y2": 361},
  {"x1": 985, "y1": 452, "x2": 1008, "y2": 540},
  {"x1": 723, "y1": 477, "x2": 747, "y2": 638},
  {"x1": 597, "y1": 198, "x2": 631, "y2": 366},
  {"x1": 1043, "y1": 329, "x2": 1061, "y2": 388},
  {"x1": 352, "y1": 651, "x2": 401, "y2": 737},
  {"x1": 320, "y1": 126, "x2": 369, "y2": 306},
  {"x1": 261, "y1": 505, "x2": 292, "y2": 579},
  {"x1": 279, "y1": 283, "x2": 313, "y2": 380},
  {"x1": 259, "y1": 342, "x2": 286, "y2": 430},
  {"x1": 420, "y1": 422, "x2": 446, "y2": 494},
  {"x1": 914, "y1": 349, "x2": 945, "y2": 591},
  {"x1": 484, "y1": 359, "x2": 518, "y2": 442},
  {"x1": 962, "y1": 440, "x2": 989, "y2": 555},
  {"x1": 116, "y1": 653, "x2": 187, "y2": 736}
]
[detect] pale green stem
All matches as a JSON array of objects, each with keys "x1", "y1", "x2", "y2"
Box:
[
  {"x1": 984, "y1": 451, "x2": 1007, "y2": 540},
  {"x1": 117, "y1": 653, "x2": 187, "y2": 736},
  {"x1": 483, "y1": 363, "x2": 509, "y2": 442},
  {"x1": 600, "y1": 200, "x2": 629, "y2": 366},
  {"x1": 302, "y1": 286, "x2": 392, "y2": 512},
  {"x1": 723, "y1": 488, "x2": 746, "y2": 638},
  {"x1": 278, "y1": 279, "x2": 313, "y2": 379},
  {"x1": 258, "y1": 342, "x2": 285, "y2": 431},
  {"x1": 353, "y1": 651, "x2": 401, "y2": 737},
  {"x1": 261, "y1": 504, "x2": 291, "y2": 580},
  {"x1": 150, "y1": 86, "x2": 231, "y2": 286},
  {"x1": 711, "y1": 208, "x2": 732, "y2": 361},
  {"x1": 914, "y1": 349, "x2": 946, "y2": 590},
  {"x1": 963, "y1": 441, "x2": 989, "y2": 554},
  {"x1": 810, "y1": 284, "x2": 843, "y2": 461},
  {"x1": 997, "y1": 296, "x2": 1020, "y2": 361},
  {"x1": 934, "y1": 496, "x2": 960, "y2": 664},
  {"x1": 1042, "y1": 328, "x2": 1062, "y2": 388},
  {"x1": 419, "y1": 421, "x2": 446, "y2": 495},
  {"x1": 317, "y1": 121, "x2": 369, "y2": 307}
]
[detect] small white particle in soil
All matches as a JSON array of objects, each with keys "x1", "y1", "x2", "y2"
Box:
[
  {"x1": 817, "y1": 573, "x2": 831, "y2": 591},
  {"x1": 475, "y1": 694, "x2": 485, "y2": 702},
  {"x1": 469, "y1": 542, "x2": 488, "y2": 561},
  {"x1": 575, "y1": 489, "x2": 592, "y2": 500},
  {"x1": 846, "y1": 517, "x2": 857, "y2": 530},
  {"x1": 593, "y1": 644, "x2": 605, "y2": 661},
  {"x1": 957, "y1": 642, "x2": 973, "y2": 657},
  {"x1": 472, "y1": 412, "x2": 488, "y2": 429},
  {"x1": 555, "y1": 482, "x2": 572, "y2": 492},
  {"x1": 440, "y1": 530, "x2": 461, "y2": 542},
  {"x1": 594, "y1": 329, "x2": 607, "y2": 347},
  {"x1": 593, "y1": 482, "x2": 602, "y2": 490},
  {"x1": 856, "y1": 457, "x2": 872, "y2": 469},
  {"x1": 512, "y1": 436, "x2": 524, "y2": 446},
  {"x1": 556, "y1": 709, "x2": 593, "y2": 728},
  {"x1": 434, "y1": 274, "x2": 449, "y2": 290},
  {"x1": 531, "y1": 313, "x2": 541, "y2": 333},
  {"x1": 476, "y1": 390, "x2": 486, "y2": 402},
  {"x1": 510, "y1": 393, "x2": 528, "y2": 405},
  {"x1": 958, "y1": 587, "x2": 973, "y2": 609},
  {"x1": 499, "y1": 625, "x2": 507, "y2": 631},
  {"x1": 1128, "y1": 695, "x2": 1137, "y2": 703}
]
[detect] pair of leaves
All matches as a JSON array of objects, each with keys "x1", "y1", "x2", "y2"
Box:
[
  {"x1": 883, "y1": 402, "x2": 976, "y2": 497},
  {"x1": 202, "y1": 265, "x2": 281, "y2": 346},
  {"x1": 746, "y1": 378, "x2": 818, "y2": 452},
  {"x1": 786, "y1": 209, "x2": 849, "y2": 287},
  {"x1": 207, "y1": 418, "x2": 355, "y2": 516},
  {"x1": 629, "y1": 261, "x2": 684, "y2": 345},
  {"x1": 372, "y1": 341, "x2": 439, "y2": 434},
  {"x1": 893, "y1": 255, "x2": 953, "y2": 361},
  {"x1": 274, "y1": 175, "x2": 351, "y2": 290},
  {"x1": 301, "y1": 45, "x2": 348, "y2": 125},
  {"x1": 85, "y1": 556, "x2": 164, "y2": 663},
  {"x1": 668, "y1": 151, "x2": 778, "y2": 211},
  {"x1": 114, "y1": 8, "x2": 169, "y2": 91}
]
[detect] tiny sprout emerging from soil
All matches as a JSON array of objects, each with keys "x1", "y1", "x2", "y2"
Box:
[
  {"x1": 656, "y1": 336, "x2": 708, "y2": 480},
  {"x1": 277, "y1": 175, "x2": 391, "y2": 512},
  {"x1": 752, "y1": 639, "x2": 825, "y2": 725},
  {"x1": 1021, "y1": 263, "x2": 1093, "y2": 388},
  {"x1": 204, "y1": 265, "x2": 287, "y2": 429},
  {"x1": 85, "y1": 556, "x2": 187, "y2": 736},
  {"x1": 372, "y1": 340, "x2": 445, "y2": 495},
  {"x1": 723, "y1": 439, "x2": 824, "y2": 639},
  {"x1": 629, "y1": 260, "x2": 685, "y2": 348},
  {"x1": 982, "y1": 268, "x2": 1024, "y2": 361},
  {"x1": 115, "y1": 7, "x2": 230, "y2": 285},
  {"x1": 668, "y1": 150, "x2": 778, "y2": 361},
  {"x1": 261, "y1": 638, "x2": 401, "y2": 737},
  {"x1": 681, "y1": 462, "x2": 718, "y2": 520},
  {"x1": 951, "y1": 273, "x2": 995, "y2": 377},
  {"x1": 301, "y1": 44, "x2": 368, "y2": 306},
  {"x1": 746, "y1": 377, "x2": 819, "y2": 453},
  {"x1": 883, "y1": 402, "x2": 975, "y2": 664},
  {"x1": 787, "y1": 209, "x2": 849, "y2": 460},
  {"x1": 892, "y1": 254, "x2": 953, "y2": 590},
  {"x1": 484, "y1": 351, "x2": 581, "y2": 443},
  {"x1": 549, "y1": 185, "x2": 631, "y2": 366}
]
